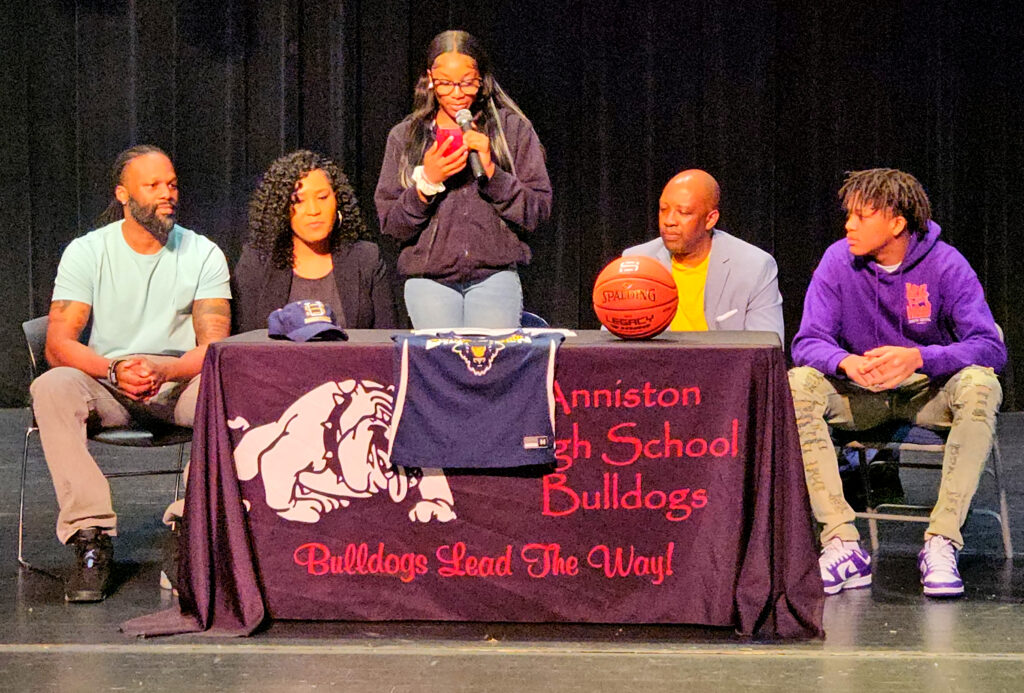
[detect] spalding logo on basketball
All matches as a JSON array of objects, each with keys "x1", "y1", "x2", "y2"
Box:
[{"x1": 593, "y1": 256, "x2": 678, "y2": 339}]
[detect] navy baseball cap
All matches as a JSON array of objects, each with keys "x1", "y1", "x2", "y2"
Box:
[{"x1": 268, "y1": 300, "x2": 348, "y2": 342}]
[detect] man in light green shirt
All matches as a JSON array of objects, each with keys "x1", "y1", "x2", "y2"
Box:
[{"x1": 32, "y1": 145, "x2": 231, "y2": 603}]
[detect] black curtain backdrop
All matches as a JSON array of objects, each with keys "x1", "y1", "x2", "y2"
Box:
[{"x1": 1, "y1": 1, "x2": 1021, "y2": 407}]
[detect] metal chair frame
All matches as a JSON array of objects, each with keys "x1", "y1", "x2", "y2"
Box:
[
  {"x1": 17, "y1": 316, "x2": 189, "y2": 572},
  {"x1": 838, "y1": 425, "x2": 1013, "y2": 559}
]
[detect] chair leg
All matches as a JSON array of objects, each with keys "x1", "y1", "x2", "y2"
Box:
[
  {"x1": 18, "y1": 426, "x2": 35, "y2": 569},
  {"x1": 173, "y1": 442, "x2": 186, "y2": 501},
  {"x1": 868, "y1": 518, "x2": 880, "y2": 555},
  {"x1": 990, "y1": 438, "x2": 1014, "y2": 559},
  {"x1": 18, "y1": 425, "x2": 62, "y2": 581},
  {"x1": 853, "y1": 449, "x2": 881, "y2": 553}
]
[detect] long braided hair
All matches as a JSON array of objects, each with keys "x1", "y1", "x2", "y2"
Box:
[{"x1": 396, "y1": 30, "x2": 532, "y2": 188}]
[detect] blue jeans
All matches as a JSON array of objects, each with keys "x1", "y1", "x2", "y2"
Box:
[{"x1": 404, "y1": 271, "x2": 523, "y2": 329}]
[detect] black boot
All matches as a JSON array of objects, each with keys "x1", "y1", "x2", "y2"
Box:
[{"x1": 65, "y1": 528, "x2": 113, "y2": 603}]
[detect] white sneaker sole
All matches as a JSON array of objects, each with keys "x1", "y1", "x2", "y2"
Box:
[
  {"x1": 922, "y1": 583, "x2": 964, "y2": 598},
  {"x1": 823, "y1": 573, "x2": 872, "y2": 595}
]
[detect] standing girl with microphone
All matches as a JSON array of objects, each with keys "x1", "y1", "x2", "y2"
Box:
[{"x1": 375, "y1": 29, "x2": 552, "y2": 329}]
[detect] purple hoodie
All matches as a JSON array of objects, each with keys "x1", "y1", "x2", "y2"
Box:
[{"x1": 791, "y1": 220, "x2": 1006, "y2": 380}]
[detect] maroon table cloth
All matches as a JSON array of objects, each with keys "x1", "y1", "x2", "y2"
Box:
[{"x1": 125, "y1": 330, "x2": 823, "y2": 639}]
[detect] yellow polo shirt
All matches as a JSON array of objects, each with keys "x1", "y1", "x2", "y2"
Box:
[{"x1": 669, "y1": 255, "x2": 710, "y2": 331}]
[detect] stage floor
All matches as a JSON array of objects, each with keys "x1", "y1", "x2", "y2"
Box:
[{"x1": 2, "y1": 407, "x2": 1023, "y2": 691}]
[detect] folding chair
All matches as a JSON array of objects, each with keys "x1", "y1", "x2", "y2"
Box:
[
  {"x1": 835, "y1": 422, "x2": 1012, "y2": 558},
  {"x1": 17, "y1": 316, "x2": 190, "y2": 571}
]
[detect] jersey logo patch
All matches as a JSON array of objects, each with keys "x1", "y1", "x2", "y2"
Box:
[
  {"x1": 423, "y1": 333, "x2": 532, "y2": 376},
  {"x1": 905, "y1": 282, "x2": 932, "y2": 324},
  {"x1": 452, "y1": 339, "x2": 505, "y2": 375}
]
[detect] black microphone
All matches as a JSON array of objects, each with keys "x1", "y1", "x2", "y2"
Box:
[{"x1": 456, "y1": 109, "x2": 489, "y2": 183}]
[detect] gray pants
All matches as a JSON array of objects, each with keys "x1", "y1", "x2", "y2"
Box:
[
  {"x1": 788, "y1": 365, "x2": 1001, "y2": 549},
  {"x1": 30, "y1": 358, "x2": 199, "y2": 544}
]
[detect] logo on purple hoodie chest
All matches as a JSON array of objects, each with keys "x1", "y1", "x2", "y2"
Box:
[{"x1": 905, "y1": 282, "x2": 932, "y2": 324}]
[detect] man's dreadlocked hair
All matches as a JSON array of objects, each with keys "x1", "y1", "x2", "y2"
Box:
[
  {"x1": 839, "y1": 168, "x2": 932, "y2": 236},
  {"x1": 96, "y1": 144, "x2": 170, "y2": 226}
]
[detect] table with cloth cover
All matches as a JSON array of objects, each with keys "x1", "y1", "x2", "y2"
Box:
[{"x1": 124, "y1": 330, "x2": 823, "y2": 639}]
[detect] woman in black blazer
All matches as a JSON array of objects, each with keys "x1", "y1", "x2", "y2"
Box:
[{"x1": 233, "y1": 150, "x2": 396, "y2": 332}]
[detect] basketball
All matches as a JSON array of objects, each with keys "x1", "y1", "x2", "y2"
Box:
[{"x1": 592, "y1": 256, "x2": 678, "y2": 339}]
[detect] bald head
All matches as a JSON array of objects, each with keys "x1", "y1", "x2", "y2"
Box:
[
  {"x1": 658, "y1": 169, "x2": 721, "y2": 264},
  {"x1": 664, "y1": 169, "x2": 720, "y2": 210}
]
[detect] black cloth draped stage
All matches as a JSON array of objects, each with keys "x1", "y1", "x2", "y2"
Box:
[{"x1": 1, "y1": 1, "x2": 1021, "y2": 407}]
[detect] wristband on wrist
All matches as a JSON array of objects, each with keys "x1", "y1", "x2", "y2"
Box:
[
  {"x1": 412, "y1": 165, "x2": 445, "y2": 197},
  {"x1": 107, "y1": 359, "x2": 125, "y2": 387}
]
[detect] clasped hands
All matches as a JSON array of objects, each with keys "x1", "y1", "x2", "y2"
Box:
[
  {"x1": 112, "y1": 357, "x2": 171, "y2": 401},
  {"x1": 839, "y1": 345, "x2": 923, "y2": 391}
]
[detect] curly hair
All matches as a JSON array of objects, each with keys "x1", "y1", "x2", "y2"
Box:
[
  {"x1": 246, "y1": 150, "x2": 368, "y2": 270},
  {"x1": 839, "y1": 168, "x2": 932, "y2": 236}
]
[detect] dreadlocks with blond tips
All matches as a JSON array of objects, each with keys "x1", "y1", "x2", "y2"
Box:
[{"x1": 839, "y1": 168, "x2": 932, "y2": 236}]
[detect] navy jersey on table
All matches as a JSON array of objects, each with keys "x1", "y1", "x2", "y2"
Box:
[{"x1": 390, "y1": 331, "x2": 563, "y2": 468}]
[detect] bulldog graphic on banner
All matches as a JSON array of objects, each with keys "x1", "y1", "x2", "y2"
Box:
[{"x1": 230, "y1": 379, "x2": 456, "y2": 524}]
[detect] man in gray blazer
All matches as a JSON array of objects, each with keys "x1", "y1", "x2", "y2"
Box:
[{"x1": 622, "y1": 169, "x2": 784, "y2": 343}]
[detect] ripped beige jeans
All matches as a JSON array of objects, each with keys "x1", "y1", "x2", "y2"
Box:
[{"x1": 788, "y1": 365, "x2": 1001, "y2": 549}]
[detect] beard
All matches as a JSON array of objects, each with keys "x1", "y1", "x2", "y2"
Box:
[{"x1": 127, "y1": 196, "x2": 176, "y2": 243}]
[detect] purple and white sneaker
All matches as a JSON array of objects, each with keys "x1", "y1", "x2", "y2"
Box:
[
  {"x1": 918, "y1": 535, "x2": 964, "y2": 598},
  {"x1": 819, "y1": 536, "x2": 872, "y2": 595}
]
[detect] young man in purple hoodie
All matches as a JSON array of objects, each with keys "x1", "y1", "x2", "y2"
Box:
[{"x1": 789, "y1": 168, "x2": 1005, "y2": 598}]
